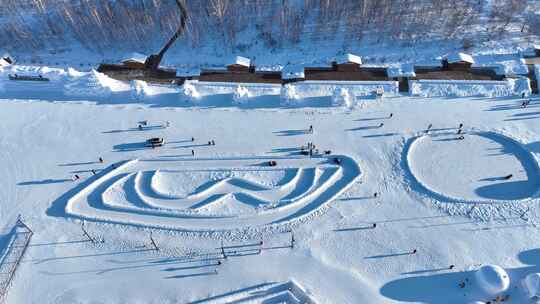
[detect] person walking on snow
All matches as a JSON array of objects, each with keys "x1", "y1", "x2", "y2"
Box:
[
  {"x1": 309, "y1": 125, "x2": 313, "y2": 134},
  {"x1": 99, "y1": 157, "x2": 103, "y2": 163}
]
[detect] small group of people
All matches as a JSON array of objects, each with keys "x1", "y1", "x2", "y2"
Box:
[
  {"x1": 521, "y1": 98, "x2": 532, "y2": 108},
  {"x1": 137, "y1": 120, "x2": 171, "y2": 130},
  {"x1": 73, "y1": 157, "x2": 105, "y2": 181},
  {"x1": 301, "y1": 142, "x2": 318, "y2": 157}
]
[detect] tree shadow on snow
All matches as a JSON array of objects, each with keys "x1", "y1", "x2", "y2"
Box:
[
  {"x1": 113, "y1": 141, "x2": 149, "y2": 152},
  {"x1": 273, "y1": 129, "x2": 309, "y2": 136},
  {"x1": 17, "y1": 178, "x2": 71, "y2": 185}
]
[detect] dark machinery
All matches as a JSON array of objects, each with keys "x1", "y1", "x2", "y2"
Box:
[
  {"x1": 144, "y1": 0, "x2": 189, "y2": 70},
  {"x1": 97, "y1": 0, "x2": 189, "y2": 84}
]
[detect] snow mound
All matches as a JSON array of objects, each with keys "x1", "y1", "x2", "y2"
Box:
[
  {"x1": 332, "y1": 88, "x2": 354, "y2": 108},
  {"x1": 233, "y1": 85, "x2": 250, "y2": 104},
  {"x1": 66, "y1": 67, "x2": 85, "y2": 78},
  {"x1": 151, "y1": 170, "x2": 213, "y2": 198},
  {"x1": 409, "y1": 78, "x2": 531, "y2": 97},
  {"x1": 523, "y1": 273, "x2": 540, "y2": 300},
  {"x1": 286, "y1": 80, "x2": 399, "y2": 99},
  {"x1": 474, "y1": 265, "x2": 510, "y2": 296},
  {"x1": 64, "y1": 70, "x2": 113, "y2": 98},
  {"x1": 281, "y1": 84, "x2": 303, "y2": 106},
  {"x1": 130, "y1": 80, "x2": 148, "y2": 101},
  {"x1": 193, "y1": 193, "x2": 259, "y2": 216},
  {"x1": 182, "y1": 81, "x2": 201, "y2": 102}
]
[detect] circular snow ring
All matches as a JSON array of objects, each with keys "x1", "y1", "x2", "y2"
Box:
[{"x1": 404, "y1": 131, "x2": 540, "y2": 204}]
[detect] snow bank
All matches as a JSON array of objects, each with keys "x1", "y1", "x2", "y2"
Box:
[
  {"x1": 409, "y1": 78, "x2": 531, "y2": 97},
  {"x1": 130, "y1": 80, "x2": 148, "y2": 101},
  {"x1": 285, "y1": 81, "x2": 399, "y2": 99},
  {"x1": 64, "y1": 70, "x2": 113, "y2": 98},
  {"x1": 182, "y1": 80, "x2": 281, "y2": 98},
  {"x1": 474, "y1": 265, "x2": 510, "y2": 296},
  {"x1": 332, "y1": 88, "x2": 354, "y2": 108}
]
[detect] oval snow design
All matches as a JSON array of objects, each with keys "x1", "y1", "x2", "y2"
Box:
[
  {"x1": 405, "y1": 131, "x2": 540, "y2": 203},
  {"x1": 64, "y1": 156, "x2": 361, "y2": 232}
]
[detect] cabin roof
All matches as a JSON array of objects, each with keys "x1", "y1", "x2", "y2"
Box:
[
  {"x1": 335, "y1": 53, "x2": 362, "y2": 65},
  {"x1": 445, "y1": 52, "x2": 475, "y2": 64},
  {"x1": 121, "y1": 52, "x2": 147, "y2": 64},
  {"x1": 228, "y1": 56, "x2": 251, "y2": 67}
]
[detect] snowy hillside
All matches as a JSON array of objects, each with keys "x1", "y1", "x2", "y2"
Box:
[{"x1": 1, "y1": 0, "x2": 540, "y2": 68}]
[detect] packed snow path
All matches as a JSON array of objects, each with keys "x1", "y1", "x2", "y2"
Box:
[
  {"x1": 405, "y1": 131, "x2": 540, "y2": 203},
  {"x1": 65, "y1": 155, "x2": 361, "y2": 232}
]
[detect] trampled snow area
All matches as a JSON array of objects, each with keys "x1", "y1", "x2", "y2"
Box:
[{"x1": 2, "y1": 87, "x2": 540, "y2": 303}]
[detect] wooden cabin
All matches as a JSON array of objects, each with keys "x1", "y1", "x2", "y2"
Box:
[
  {"x1": 226, "y1": 56, "x2": 251, "y2": 72},
  {"x1": 302, "y1": 53, "x2": 389, "y2": 81},
  {"x1": 442, "y1": 53, "x2": 475, "y2": 71},
  {"x1": 332, "y1": 53, "x2": 363, "y2": 72},
  {"x1": 120, "y1": 53, "x2": 148, "y2": 69}
]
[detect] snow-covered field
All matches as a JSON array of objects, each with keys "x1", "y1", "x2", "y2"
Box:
[{"x1": 0, "y1": 84, "x2": 539, "y2": 303}]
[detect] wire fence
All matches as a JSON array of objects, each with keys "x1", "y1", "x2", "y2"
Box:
[{"x1": 0, "y1": 217, "x2": 33, "y2": 302}]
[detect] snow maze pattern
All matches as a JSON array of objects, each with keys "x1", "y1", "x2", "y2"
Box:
[
  {"x1": 65, "y1": 156, "x2": 361, "y2": 232},
  {"x1": 404, "y1": 130, "x2": 540, "y2": 204},
  {"x1": 192, "y1": 280, "x2": 317, "y2": 303}
]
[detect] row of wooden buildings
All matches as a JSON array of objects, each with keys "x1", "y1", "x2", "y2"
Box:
[{"x1": 100, "y1": 47, "x2": 540, "y2": 93}]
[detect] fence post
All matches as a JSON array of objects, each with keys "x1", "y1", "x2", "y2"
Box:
[
  {"x1": 81, "y1": 222, "x2": 96, "y2": 244},
  {"x1": 149, "y1": 232, "x2": 159, "y2": 251},
  {"x1": 220, "y1": 240, "x2": 227, "y2": 259}
]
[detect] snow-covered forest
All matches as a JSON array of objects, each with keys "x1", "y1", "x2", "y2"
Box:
[{"x1": 1, "y1": 0, "x2": 539, "y2": 57}]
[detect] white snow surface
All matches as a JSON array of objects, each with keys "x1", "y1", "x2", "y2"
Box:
[{"x1": 1, "y1": 82, "x2": 540, "y2": 303}]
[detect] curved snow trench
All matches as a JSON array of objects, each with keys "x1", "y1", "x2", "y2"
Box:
[
  {"x1": 65, "y1": 156, "x2": 361, "y2": 232},
  {"x1": 405, "y1": 131, "x2": 540, "y2": 204}
]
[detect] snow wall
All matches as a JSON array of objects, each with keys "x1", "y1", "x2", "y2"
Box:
[
  {"x1": 281, "y1": 80, "x2": 399, "y2": 107},
  {"x1": 409, "y1": 78, "x2": 531, "y2": 97},
  {"x1": 182, "y1": 80, "x2": 281, "y2": 98}
]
